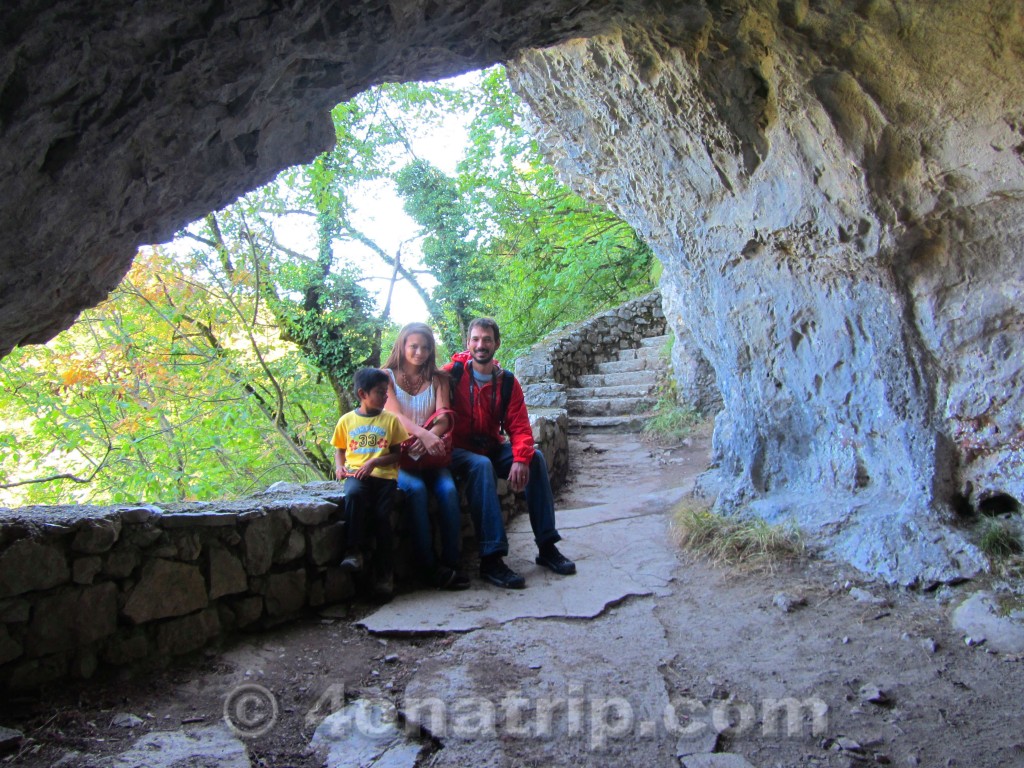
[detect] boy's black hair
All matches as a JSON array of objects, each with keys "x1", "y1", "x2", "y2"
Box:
[{"x1": 353, "y1": 367, "x2": 389, "y2": 396}]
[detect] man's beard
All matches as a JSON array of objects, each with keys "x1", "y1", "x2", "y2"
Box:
[{"x1": 472, "y1": 349, "x2": 495, "y2": 364}]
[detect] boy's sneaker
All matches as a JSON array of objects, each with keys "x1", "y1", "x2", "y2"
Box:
[
  {"x1": 436, "y1": 565, "x2": 471, "y2": 591},
  {"x1": 536, "y1": 544, "x2": 576, "y2": 575},
  {"x1": 339, "y1": 552, "x2": 363, "y2": 572},
  {"x1": 480, "y1": 555, "x2": 526, "y2": 589}
]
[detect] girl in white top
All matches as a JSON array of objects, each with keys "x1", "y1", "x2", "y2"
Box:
[{"x1": 383, "y1": 323, "x2": 469, "y2": 590}]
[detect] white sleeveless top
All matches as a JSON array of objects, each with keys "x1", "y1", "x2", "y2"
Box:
[{"x1": 386, "y1": 369, "x2": 436, "y2": 426}]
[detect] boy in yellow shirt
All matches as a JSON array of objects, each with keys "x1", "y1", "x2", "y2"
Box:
[{"x1": 332, "y1": 368, "x2": 410, "y2": 598}]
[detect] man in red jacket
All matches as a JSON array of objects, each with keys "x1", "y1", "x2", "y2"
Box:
[{"x1": 445, "y1": 317, "x2": 576, "y2": 589}]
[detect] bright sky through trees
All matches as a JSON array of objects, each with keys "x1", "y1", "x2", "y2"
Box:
[{"x1": 169, "y1": 72, "x2": 479, "y2": 327}]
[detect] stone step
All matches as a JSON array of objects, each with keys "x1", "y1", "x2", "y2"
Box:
[
  {"x1": 567, "y1": 395, "x2": 656, "y2": 417},
  {"x1": 568, "y1": 414, "x2": 652, "y2": 433},
  {"x1": 594, "y1": 356, "x2": 657, "y2": 374},
  {"x1": 640, "y1": 334, "x2": 671, "y2": 348},
  {"x1": 567, "y1": 383, "x2": 659, "y2": 399},
  {"x1": 576, "y1": 370, "x2": 660, "y2": 388},
  {"x1": 565, "y1": 444, "x2": 643, "y2": 462},
  {"x1": 571, "y1": 433, "x2": 629, "y2": 451},
  {"x1": 616, "y1": 345, "x2": 663, "y2": 362}
]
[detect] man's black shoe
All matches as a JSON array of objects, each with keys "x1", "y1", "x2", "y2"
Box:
[
  {"x1": 480, "y1": 556, "x2": 526, "y2": 589},
  {"x1": 536, "y1": 544, "x2": 576, "y2": 575}
]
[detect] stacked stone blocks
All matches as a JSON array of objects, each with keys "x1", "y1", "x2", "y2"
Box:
[
  {"x1": 516, "y1": 291, "x2": 667, "y2": 398},
  {"x1": 516, "y1": 290, "x2": 667, "y2": 464},
  {"x1": 0, "y1": 482, "x2": 354, "y2": 690}
]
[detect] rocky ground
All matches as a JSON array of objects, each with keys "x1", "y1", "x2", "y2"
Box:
[{"x1": 2, "y1": 421, "x2": 1024, "y2": 767}]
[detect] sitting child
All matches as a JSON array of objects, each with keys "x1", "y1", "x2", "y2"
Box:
[{"x1": 331, "y1": 367, "x2": 410, "y2": 598}]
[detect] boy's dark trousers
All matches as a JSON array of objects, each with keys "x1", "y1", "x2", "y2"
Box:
[{"x1": 343, "y1": 475, "x2": 397, "y2": 574}]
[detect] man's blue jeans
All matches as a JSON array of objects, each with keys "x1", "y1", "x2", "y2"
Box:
[
  {"x1": 397, "y1": 467, "x2": 462, "y2": 573},
  {"x1": 450, "y1": 444, "x2": 561, "y2": 558}
]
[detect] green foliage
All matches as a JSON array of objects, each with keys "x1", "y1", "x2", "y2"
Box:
[
  {"x1": 457, "y1": 66, "x2": 657, "y2": 362},
  {"x1": 394, "y1": 158, "x2": 490, "y2": 350},
  {"x1": 644, "y1": 401, "x2": 704, "y2": 445},
  {"x1": 0, "y1": 251, "x2": 330, "y2": 505},
  {"x1": 642, "y1": 336, "x2": 702, "y2": 444},
  {"x1": 268, "y1": 250, "x2": 380, "y2": 393}
]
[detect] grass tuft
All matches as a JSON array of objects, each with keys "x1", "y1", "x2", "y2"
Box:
[
  {"x1": 671, "y1": 502, "x2": 805, "y2": 570},
  {"x1": 641, "y1": 332, "x2": 704, "y2": 444},
  {"x1": 643, "y1": 402, "x2": 703, "y2": 444},
  {"x1": 978, "y1": 518, "x2": 1023, "y2": 558}
]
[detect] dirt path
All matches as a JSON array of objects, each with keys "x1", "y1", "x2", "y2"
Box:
[{"x1": 4, "y1": 423, "x2": 1024, "y2": 767}]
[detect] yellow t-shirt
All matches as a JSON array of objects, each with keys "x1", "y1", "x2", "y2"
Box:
[{"x1": 331, "y1": 409, "x2": 409, "y2": 480}]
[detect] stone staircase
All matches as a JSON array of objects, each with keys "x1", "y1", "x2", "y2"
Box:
[
  {"x1": 514, "y1": 291, "x2": 670, "y2": 493},
  {"x1": 567, "y1": 334, "x2": 670, "y2": 435},
  {"x1": 556, "y1": 333, "x2": 670, "y2": 506}
]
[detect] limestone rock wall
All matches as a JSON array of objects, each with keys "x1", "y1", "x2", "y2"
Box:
[{"x1": 508, "y1": 1, "x2": 1024, "y2": 584}]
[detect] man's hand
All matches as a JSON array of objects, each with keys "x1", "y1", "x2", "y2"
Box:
[{"x1": 507, "y1": 461, "x2": 529, "y2": 493}]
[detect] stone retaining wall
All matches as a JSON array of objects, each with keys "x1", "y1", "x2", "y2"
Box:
[
  {"x1": 0, "y1": 298, "x2": 648, "y2": 691},
  {"x1": 527, "y1": 408, "x2": 570, "y2": 494},
  {"x1": 516, "y1": 290, "x2": 721, "y2": 416},
  {"x1": 515, "y1": 291, "x2": 668, "y2": 488},
  {"x1": 0, "y1": 409, "x2": 565, "y2": 692},
  {"x1": 0, "y1": 484, "x2": 353, "y2": 690}
]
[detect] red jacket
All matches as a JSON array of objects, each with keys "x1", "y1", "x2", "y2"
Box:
[{"x1": 444, "y1": 351, "x2": 535, "y2": 464}]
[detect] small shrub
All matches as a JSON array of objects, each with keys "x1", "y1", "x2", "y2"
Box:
[
  {"x1": 979, "y1": 518, "x2": 1023, "y2": 558},
  {"x1": 671, "y1": 502, "x2": 804, "y2": 570}
]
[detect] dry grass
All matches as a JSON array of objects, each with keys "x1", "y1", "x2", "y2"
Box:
[
  {"x1": 671, "y1": 501, "x2": 805, "y2": 571},
  {"x1": 642, "y1": 401, "x2": 703, "y2": 445}
]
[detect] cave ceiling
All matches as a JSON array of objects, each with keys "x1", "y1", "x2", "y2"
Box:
[{"x1": 0, "y1": 0, "x2": 634, "y2": 358}]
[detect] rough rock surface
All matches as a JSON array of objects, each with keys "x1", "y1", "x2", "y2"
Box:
[
  {"x1": 951, "y1": 591, "x2": 1024, "y2": 653},
  {"x1": 506, "y1": 1, "x2": 1024, "y2": 583},
  {"x1": 0, "y1": 0, "x2": 625, "y2": 356}
]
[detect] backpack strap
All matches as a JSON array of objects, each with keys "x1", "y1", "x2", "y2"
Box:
[
  {"x1": 450, "y1": 360, "x2": 465, "y2": 385},
  {"x1": 498, "y1": 369, "x2": 516, "y2": 433},
  {"x1": 450, "y1": 361, "x2": 465, "y2": 404}
]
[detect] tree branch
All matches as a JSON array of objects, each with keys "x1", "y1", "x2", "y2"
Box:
[{"x1": 0, "y1": 445, "x2": 113, "y2": 489}]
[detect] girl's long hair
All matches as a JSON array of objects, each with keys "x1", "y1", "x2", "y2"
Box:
[{"x1": 383, "y1": 322, "x2": 449, "y2": 384}]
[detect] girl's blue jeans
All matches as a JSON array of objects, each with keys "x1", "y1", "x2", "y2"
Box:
[{"x1": 397, "y1": 467, "x2": 463, "y2": 572}]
